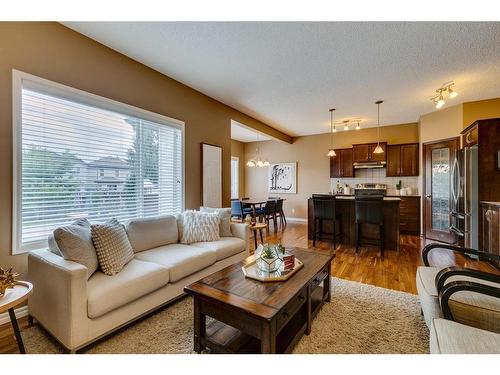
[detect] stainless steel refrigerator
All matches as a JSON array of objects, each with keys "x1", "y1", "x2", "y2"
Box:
[{"x1": 451, "y1": 144, "x2": 479, "y2": 249}]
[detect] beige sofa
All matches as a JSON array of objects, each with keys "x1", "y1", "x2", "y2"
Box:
[{"x1": 28, "y1": 215, "x2": 249, "y2": 352}]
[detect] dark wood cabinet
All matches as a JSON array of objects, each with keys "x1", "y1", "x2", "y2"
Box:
[
  {"x1": 352, "y1": 144, "x2": 370, "y2": 163},
  {"x1": 480, "y1": 202, "x2": 500, "y2": 269},
  {"x1": 353, "y1": 142, "x2": 387, "y2": 163},
  {"x1": 386, "y1": 143, "x2": 419, "y2": 177},
  {"x1": 386, "y1": 145, "x2": 401, "y2": 176},
  {"x1": 330, "y1": 148, "x2": 354, "y2": 177},
  {"x1": 398, "y1": 196, "x2": 420, "y2": 235}
]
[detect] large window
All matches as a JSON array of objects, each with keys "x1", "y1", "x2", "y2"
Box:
[{"x1": 12, "y1": 71, "x2": 184, "y2": 253}]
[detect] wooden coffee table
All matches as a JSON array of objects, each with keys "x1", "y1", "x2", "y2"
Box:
[{"x1": 184, "y1": 247, "x2": 334, "y2": 354}]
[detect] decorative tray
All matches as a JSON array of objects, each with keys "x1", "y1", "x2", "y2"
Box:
[{"x1": 242, "y1": 254, "x2": 304, "y2": 282}]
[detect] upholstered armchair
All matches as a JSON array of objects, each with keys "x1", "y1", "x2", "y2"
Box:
[{"x1": 416, "y1": 243, "x2": 500, "y2": 334}]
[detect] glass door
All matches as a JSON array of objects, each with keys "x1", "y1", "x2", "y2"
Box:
[{"x1": 424, "y1": 138, "x2": 459, "y2": 243}]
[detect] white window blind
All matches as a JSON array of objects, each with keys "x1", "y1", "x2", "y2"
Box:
[{"x1": 14, "y1": 72, "x2": 184, "y2": 253}]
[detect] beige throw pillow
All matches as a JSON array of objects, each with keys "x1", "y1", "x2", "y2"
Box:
[
  {"x1": 200, "y1": 207, "x2": 232, "y2": 237},
  {"x1": 91, "y1": 218, "x2": 134, "y2": 276},
  {"x1": 52, "y1": 218, "x2": 99, "y2": 279},
  {"x1": 180, "y1": 210, "x2": 220, "y2": 244}
]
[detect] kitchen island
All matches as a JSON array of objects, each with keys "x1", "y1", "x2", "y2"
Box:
[{"x1": 307, "y1": 195, "x2": 401, "y2": 251}]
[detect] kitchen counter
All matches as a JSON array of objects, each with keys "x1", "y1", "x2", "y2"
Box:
[
  {"x1": 307, "y1": 196, "x2": 400, "y2": 251},
  {"x1": 335, "y1": 195, "x2": 401, "y2": 201},
  {"x1": 334, "y1": 194, "x2": 420, "y2": 198}
]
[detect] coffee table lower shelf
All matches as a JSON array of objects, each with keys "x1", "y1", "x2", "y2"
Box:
[
  {"x1": 201, "y1": 284, "x2": 329, "y2": 354},
  {"x1": 203, "y1": 306, "x2": 309, "y2": 354}
]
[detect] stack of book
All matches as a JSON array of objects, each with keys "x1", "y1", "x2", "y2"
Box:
[{"x1": 282, "y1": 254, "x2": 295, "y2": 271}]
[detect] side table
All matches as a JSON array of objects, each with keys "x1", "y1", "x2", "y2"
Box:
[{"x1": 0, "y1": 281, "x2": 33, "y2": 354}]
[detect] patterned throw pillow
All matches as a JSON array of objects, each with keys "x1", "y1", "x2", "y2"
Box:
[
  {"x1": 91, "y1": 218, "x2": 134, "y2": 276},
  {"x1": 180, "y1": 210, "x2": 220, "y2": 244},
  {"x1": 200, "y1": 207, "x2": 232, "y2": 237}
]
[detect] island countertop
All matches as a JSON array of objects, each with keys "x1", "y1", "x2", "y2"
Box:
[{"x1": 335, "y1": 196, "x2": 401, "y2": 201}]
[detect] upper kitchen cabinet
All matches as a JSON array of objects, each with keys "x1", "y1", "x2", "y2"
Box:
[
  {"x1": 386, "y1": 143, "x2": 419, "y2": 177},
  {"x1": 352, "y1": 142, "x2": 387, "y2": 163},
  {"x1": 330, "y1": 148, "x2": 354, "y2": 178}
]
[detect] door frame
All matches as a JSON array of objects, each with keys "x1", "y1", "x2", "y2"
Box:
[{"x1": 423, "y1": 136, "x2": 460, "y2": 244}]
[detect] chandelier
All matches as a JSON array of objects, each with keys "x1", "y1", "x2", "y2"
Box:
[{"x1": 246, "y1": 133, "x2": 269, "y2": 167}]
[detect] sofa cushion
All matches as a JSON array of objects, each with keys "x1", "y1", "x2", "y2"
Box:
[
  {"x1": 53, "y1": 218, "x2": 99, "y2": 279},
  {"x1": 126, "y1": 215, "x2": 178, "y2": 253},
  {"x1": 430, "y1": 318, "x2": 500, "y2": 354},
  {"x1": 417, "y1": 266, "x2": 500, "y2": 332},
  {"x1": 200, "y1": 207, "x2": 232, "y2": 237},
  {"x1": 91, "y1": 218, "x2": 134, "y2": 276},
  {"x1": 180, "y1": 210, "x2": 220, "y2": 244},
  {"x1": 87, "y1": 259, "x2": 170, "y2": 319},
  {"x1": 191, "y1": 237, "x2": 246, "y2": 261},
  {"x1": 134, "y1": 244, "x2": 217, "y2": 282}
]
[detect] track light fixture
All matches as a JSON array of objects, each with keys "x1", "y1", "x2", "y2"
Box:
[
  {"x1": 343, "y1": 120, "x2": 349, "y2": 131},
  {"x1": 431, "y1": 82, "x2": 458, "y2": 109}
]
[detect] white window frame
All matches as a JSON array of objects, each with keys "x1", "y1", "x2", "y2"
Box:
[{"x1": 12, "y1": 69, "x2": 185, "y2": 254}]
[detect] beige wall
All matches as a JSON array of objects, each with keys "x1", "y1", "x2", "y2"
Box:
[
  {"x1": 230, "y1": 140, "x2": 246, "y2": 198},
  {"x1": 463, "y1": 98, "x2": 500, "y2": 129},
  {"x1": 0, "y1": 22, "x2": 284, "y2": 275},
  {"x1": 418, "y1": 104, "x2": 463, "y2": 144},
  {"x1": 245, "y1": 123, "x2": 419, "y2": 219}
]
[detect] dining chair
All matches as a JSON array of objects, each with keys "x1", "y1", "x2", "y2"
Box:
[
  {"x1": 256, "y1": 200, "x2": 277, "y2": 230},
  {"x1": 274, "y1": 199, "x2": 286, "y2": 228},
  {"x1": 231, "y1": 200, "x2": 252, "y2": 221}
]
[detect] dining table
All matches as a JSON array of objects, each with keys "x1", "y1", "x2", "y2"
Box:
[{"x1": 238, "y1": 198, "x2": 286, "y2": 224}]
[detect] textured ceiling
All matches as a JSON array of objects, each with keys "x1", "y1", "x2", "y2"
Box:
[{"x1": 64, "y1": 22, "x2": 500, "y2": 136}]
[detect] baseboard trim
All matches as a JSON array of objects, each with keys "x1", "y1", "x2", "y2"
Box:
[
  {"x1": 0, "y1": 305, "x2": 29, "y2": 325},
  {"x1": 286, "y1": 217, "x2": 307, "y2": 223}
]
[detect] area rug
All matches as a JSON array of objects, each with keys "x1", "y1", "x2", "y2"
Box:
[{"x1": 21, "y1": 277, "x2": 429, "y2": 354}]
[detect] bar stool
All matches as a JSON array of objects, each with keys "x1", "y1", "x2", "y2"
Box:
[
  {"x1": 355, "y1": 195, "x2": 384, "y2": 259},
  {"x1": 312, "y1": 196, "x2": 341, "y2": 249}
]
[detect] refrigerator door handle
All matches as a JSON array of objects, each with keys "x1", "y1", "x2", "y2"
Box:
[{"x1": 451, "y1": 155, "x2": 459, "y2": 207}]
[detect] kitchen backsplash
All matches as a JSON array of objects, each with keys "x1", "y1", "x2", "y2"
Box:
[{"x1": 330, "y1": 168, "x2": 420, "y2": 196}]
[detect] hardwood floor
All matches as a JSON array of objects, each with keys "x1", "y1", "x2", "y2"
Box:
[
  {"x1": 1, "y1": 222, "x2": 497, "y2": 354},
  {"x1": 259, "y1": 222, "x2": 497, "y2": 295}
]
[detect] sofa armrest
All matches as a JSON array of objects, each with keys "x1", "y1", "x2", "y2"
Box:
[
  {"x1": 435, "y1": 266, "x2": 500, "y2": 293},
  {"x1": 421, "y1": 243, "x2": 500, "y2": 266},
  {"x1": 439, "y1": 280, "x2": 500, "y2": 326},
  {"x1": 230, "y1": 222, "x2": 250, "y2": 255},
  {"x1": 28, "y1": 249, "x2": 88, "y2": 350}
]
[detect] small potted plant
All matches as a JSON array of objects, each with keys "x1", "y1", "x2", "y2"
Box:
[
  {"x1": 256, "y1": 244, "x2": 282, "y2": 273},
  {"x1": 0, "y1": 267, "x2": 19, "y2": 297}
]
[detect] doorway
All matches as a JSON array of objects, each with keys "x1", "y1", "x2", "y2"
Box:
[
  {"x1": 423, "y1": 137, "x2": 460, "y2": 243},
  {"x1": 231, "y1": 156, "x2": 239, "y2": 199}
]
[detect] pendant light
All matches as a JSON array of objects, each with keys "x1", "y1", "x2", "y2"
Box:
[
  {"x1": 356, "y1": 120, "x2": 361, "y2": 130},
  {"x1": 373, "y1": 100, "x2": 384, "y2": 154},
  {"x1": 327, "y1": 108, "x2": 336, "y2": 157},
  {"x1": 246, "y1": 133, "x2": 269, "y2": 168},
  {"x1": 343, "y1": 120, "x2": 349, "y2": 131}
]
